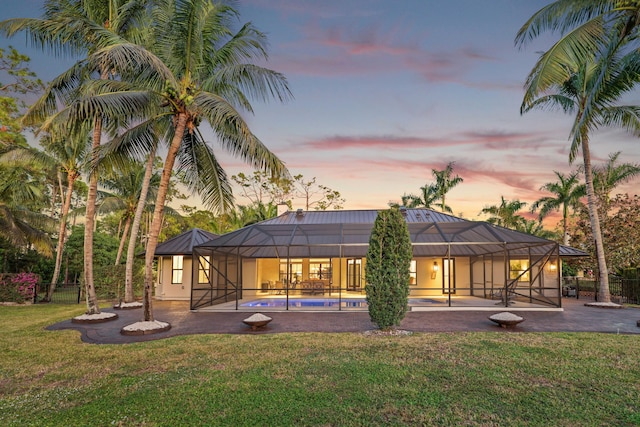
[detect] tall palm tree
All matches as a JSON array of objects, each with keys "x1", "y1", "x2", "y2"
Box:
[
  {"x1": 71, "y1": 1, "x2": 292, "y2": 321},
  {"x1": 1, "y1": 0, "x2": 155, "y2": 315},
  {"x1": 431, "y1": 161, "x2": 464, "y2": 213},
  {"x1": 520, "y1": 30, "x2": 640, "y2": 303},
  {"x1": 38, "y1": 133, "x2": 88, "y2": 300},
  {"x1": 98, "y1": 158, "x2": 159, "y2": 265},
  {"x1": 531, "y1": 170, "x2": 585, "y2": 245},
  {"x1": 480, "y1": 197, "x2": 528, "y2": 230}
]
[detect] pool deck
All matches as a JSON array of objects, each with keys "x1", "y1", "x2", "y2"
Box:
[{"x1": 46, "y1": 297, "x2": 640, "y2": 344}]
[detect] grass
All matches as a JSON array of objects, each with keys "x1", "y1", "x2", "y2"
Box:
[{"x1": 1, "y1": 304, "x2": 639, "y2": 426}]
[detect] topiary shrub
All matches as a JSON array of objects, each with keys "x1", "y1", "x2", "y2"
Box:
[{"x1": 365, "y1": 208, "x2": 412, "y2": 330}]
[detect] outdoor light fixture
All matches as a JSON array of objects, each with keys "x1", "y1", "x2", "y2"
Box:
[
  {"x1": 432, "y1": 261, "x2": 439, "y2": 272},
  {"x1": 549, "y1": 262, "x2": 557, "y2": 271}
]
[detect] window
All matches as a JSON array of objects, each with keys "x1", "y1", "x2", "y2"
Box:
[
  {"x1": 409, "y1": 260, "x2": 417, "y2": 285},
  {"x1": 198, "y1": 256, "x2": 210, "y2": 284},
  {"x1": 347, "y1": 258, "x2": 362, "y2": 291},
  {"x1": 309, "y1": 258, "x2": 332, "y2": 280},
  {"x1": 172, "y1": 255, "x2": 183, "y2": 284},
  {"x1": 510, "y1": 260, "x2": 530, "y2": 282},
  {"x1": 443, "y1": 258, "x2": 455, "y2": 294},
  {"x1": 279, "y1": 259, "x2": 302, "y2": 284}
]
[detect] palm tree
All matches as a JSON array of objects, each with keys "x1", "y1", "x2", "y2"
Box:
[
  {"x1": 520, "y1": 30, "x2": 640, "y2": 303},
  {"x1": 515, "y1": 1, "x2": 640, "y2": 59},
  {"x1": 98, "y1": 158, "x2": 159, "y2": 265},
  {"x1": 39, "y1": 133, "x2": 88, "y2": 300},
  {"x1": 480, "y1": 197, "x2": 528, "y2": 230},
  {"x1": 591, "y1": 151, "x2": 640, "y2": 214},
  {"x1": 70, "y1": 1, "x2": 291, "y2": 321},
  {"x1": 401, "y1": 183, "x2": 438, "y2": 209},
  {"x1": 531, "y1": 171, "x2": 585, "y2": 245},
  {"x1": 401, "y1": 162, "x2": 463, "y2": 212},
  {"x1": 431, "y1": 161, "x2": 464, "y2": 213},
  {"x1": 0, "y1": 156, "x2": 55, "y2": 256},
  {"x1": 1, "y1": 0, "x2": 155, "y2": 315}
]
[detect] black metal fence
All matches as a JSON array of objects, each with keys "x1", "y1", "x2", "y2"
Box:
[
  {"x1": 37, "y1": 283, "x2": 81, "y2": 304},
  {"x1": 562, "y1": 276, "x2": 640, "y2": 304}
]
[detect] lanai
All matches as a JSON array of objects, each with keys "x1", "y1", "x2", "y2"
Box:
[{"x1": 191, "y1": 208, "x2": 587, "y2": 311}]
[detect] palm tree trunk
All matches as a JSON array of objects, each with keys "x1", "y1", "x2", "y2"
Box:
[
  {"x1": 48, "y1": 171, "x2": 77, "y2": 301},
  {"x1": 114, "y1": 216, "x2": 131, "y2": 265},
  {"x1": 83, "y1": 119, "x2": 102, "y2": 315},
  {"x1": 124, "y1": 147, "x2": 156, "y2": 303},
  {"x1": 143, "y1": 114, "x2": 188, "y2": 321},
  {"x1": 581, "y1": 134, "x2": 610, "y2": 303},
  {"x1": 562, "y1": 206, "x2": 570, "y2": 246}
]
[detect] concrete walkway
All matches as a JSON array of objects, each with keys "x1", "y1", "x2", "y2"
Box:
[{"x1": 46, "y1": 298, "x2": 640, "y2": 344}]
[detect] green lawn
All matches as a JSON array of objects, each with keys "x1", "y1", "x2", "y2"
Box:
[{"x1": 1, "y1": 304, "x2": 639, "y2": 427}]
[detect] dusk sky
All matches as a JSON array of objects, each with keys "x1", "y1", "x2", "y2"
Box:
[{"x1": 4, "y1": 0, "x2": 640, "y2": 222}]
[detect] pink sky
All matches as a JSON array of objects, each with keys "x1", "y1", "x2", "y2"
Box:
[{"x1": 4, "y1": 0, "x2": 640, "y2": 224}]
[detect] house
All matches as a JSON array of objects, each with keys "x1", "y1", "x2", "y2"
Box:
[
  {"x1": 182, "y1": 208, "x2": 587, "y2": 311},
  {"x1": 152, "y1": 228, "x2": 218, "y2": 300}
]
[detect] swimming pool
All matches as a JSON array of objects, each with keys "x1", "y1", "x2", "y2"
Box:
[{"x1": 240, "y1": 298, "x2": 443, "y2": 308}]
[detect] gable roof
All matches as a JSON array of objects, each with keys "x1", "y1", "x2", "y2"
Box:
[
  {"x1": 154, "y1": 228, "x2": 218, "y2": 256},
  {"x1": 196, "y1": 208, "x2": 588, "y2": 259}
]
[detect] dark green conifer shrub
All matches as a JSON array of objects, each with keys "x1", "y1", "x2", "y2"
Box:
[{"x1": 365, "y1": 208, "x2": 412, "y2": 330}]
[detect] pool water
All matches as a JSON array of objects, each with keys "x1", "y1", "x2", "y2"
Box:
[{"x1": 240, "y1": 298, "x2": 442, "y2": 308}]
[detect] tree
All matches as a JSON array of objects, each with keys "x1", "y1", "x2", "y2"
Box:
[
  {"x1": 365, "y1": 208, "x2": 412, "y2": 330},
  {"x1": 518, "y1": 1, "x2": 640, "y2": 304},
  {"x1": 399, "y1": 184, "x2": 438, "y2": 209},
  {"x1": 293, "y1": 175, "x2": 345, "y2": 210},
  {"x1": 37, "y1": 133, "x2": 88, "y2": 300},
  {"x1": 98, "y1": 158, "x2": 159, "y2": 265},
  {"x1": 568, "y1": 193, "x2": 640, "y2": 275},
  {"x1": 2, "y1": 0, "x2": 155, "y2": 315},
  {"x1": 480, "y1": 197, "x2": 528, "y2": 230},
  {"x1": 75, "y1": 1, "x2": 291, "y2": 322},
  {"x1": 531, "y1": 170, "x2": 585, "y2": 245},
  {"x1": 400, "y1": 162, "x2": 463, "y2": 212},
  {"x1": 0, "y1": 46, "x2": 44, "y2": 147},
  {"x1": 591, "y1": 151, "x2": 640, "y2": 215},
  {"x1": 431, "y1": 161, "x2": 464, "y2": 213},
  {"x1": 0, "y1": 158, "x2": 55, "y2": 257},
  {"x1": 520, "y1": 49, "x2": 640, "y2": 303}
]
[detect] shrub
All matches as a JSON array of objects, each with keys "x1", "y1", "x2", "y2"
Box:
[
  {"x1": 365, "y1": 208, "x2": 412, "y2": 330},
  {"x1": 0, "y1": 272, "x2": 39, "y2": 303}
]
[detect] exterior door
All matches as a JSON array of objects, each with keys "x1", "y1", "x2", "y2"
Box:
[
  {"x1": 347, "y1": 258, "x2": 362, "y2": 291},
  {"x1": 443, "y1": 258, "x2": 456, "y2": 294}
]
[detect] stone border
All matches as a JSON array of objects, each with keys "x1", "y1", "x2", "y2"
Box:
[
  {"x1": 584, "y1": 302, "x2": 624, "y2": 309},
  {"x1": 71, "y1": 313, "x2": 119, "y2": 324},
  {"x1": 120, "y1": 322, "x2": 171, "y2": 336},
  {"x1": 112, "y1": 302, "x2": 143, "y2": 310}
]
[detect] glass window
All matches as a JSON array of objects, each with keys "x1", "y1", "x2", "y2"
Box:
[
  {"x1": 309, "y1": 258, "x2": 332, "y2": 280},
  {"x1": 198, "y1": 256, "x2": 210, "y2": 284},
  {"x1": 510, "y1": 260, "x2": 530, "y2": 282},
  {"x1": 409, "y1": 260, "x2": 417, "y2": 285},
  {"x1": 172, "y1": 255, "x2": 183, "y2": 284},
  {"x1": 279, "y1": 259, "x2": 302, "y2": 284}
]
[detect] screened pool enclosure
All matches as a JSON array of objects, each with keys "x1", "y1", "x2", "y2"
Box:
[{"x1": 190, "y1": 209, "x2": 586, "y2": 311}]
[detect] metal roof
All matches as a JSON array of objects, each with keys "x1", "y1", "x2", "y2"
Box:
[
  {"x1": 153, "y1": 228, "x2": 218, "y2": 256},
  {"x1": 196, "y1": 208, "x2": 589, "y2": 259}
]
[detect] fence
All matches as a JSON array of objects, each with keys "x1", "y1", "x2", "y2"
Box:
[
  {"x1": 562, "y1": 276, "x2": 640, "y2": 305},
  {"x1": 37, "y1": 283, "x2": 81, "y2": 304}
]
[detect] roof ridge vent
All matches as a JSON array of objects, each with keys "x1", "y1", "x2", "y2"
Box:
[{"x1": 296, "y1": 208, "x2": 305, "y2": 218}]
